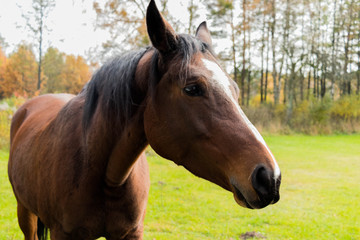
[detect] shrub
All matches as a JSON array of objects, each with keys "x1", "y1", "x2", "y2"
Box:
[
  {"x1": 243, "y1": 95, "x2": 360, "y2": 135},
  {"x1": 330, "y1": 95, "x2": 360, "y2": 120},
  {"x1": 291, "y1": 100, "x2": 312, "y2": 133}
]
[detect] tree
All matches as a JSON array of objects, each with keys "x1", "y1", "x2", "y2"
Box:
[
  {"x1": 258, "y1": 0, "x2": 271, "y2": 103},
  {"x1": 243, "y1": 0, "x2": 259, "y2": 106},
  {"x1": 187, "y1": 0, "x2": 201, "y2": 34},
  {"x1": 0, "y1": 46, "x2": 7, "y2": 99},
  {"x1": 206, "y1": 0, "x2": 240, "y2": 96},
  {"x1": 0, "y1": 34, "x2": 7, "y2": 50},
  {"x1": 0, "y1": 44, "x2": 38, "y2": 98},
  {"x1": 93, "y1": 0, "x2": 172, "y2": 61},
  {"x1": 357, "y1": 8, "x2": 360, "y2": 95},
  {"x1": 42, "y1": 47, "x2": 65, "y2": 93},
  {"x1": 0, "y1": 46, "x2": 6, "y2": 69},
  {"x1": 330, "y1": 0, "x2": 339, "y2": 99},
  {"x1": 342, "y1": 0, "x2": 356, "y2": 95},
  {"x1": 269, "y1": 0, "x2": 280, "y2": 105},
  {"x1": 240, "y1": 0, "x2": 248, "y2": 105},
  {"x1": 61, "y1": 55, "x2": 91, "y2": 94},
  {"x1": 19, "y1": 0, "x2": 55, "y2": 91}
]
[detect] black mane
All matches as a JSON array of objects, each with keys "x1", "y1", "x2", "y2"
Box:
[
  {"x1": 82, "y1": 35, "x2": 212, "y2": 131},
  {"x1": 82, "y1": 48, "x2": 149, "y2": 131}
]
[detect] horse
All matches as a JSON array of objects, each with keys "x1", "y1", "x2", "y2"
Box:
[{"x1": 8, "y1": 1, "x2": 281, "y2": 239}]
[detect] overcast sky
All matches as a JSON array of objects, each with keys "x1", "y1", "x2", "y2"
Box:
[{"x1": 0, "y1": 0, "x2": 209, "y2": 58}]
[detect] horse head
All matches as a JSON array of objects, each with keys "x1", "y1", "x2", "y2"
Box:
[{"x1": 144, "y1": 0, "x2": 281, "y2": 209}]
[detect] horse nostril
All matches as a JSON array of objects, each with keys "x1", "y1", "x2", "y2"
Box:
[
  {"x1": 250, "y1": 165, "x2": 281, "y2": 208},
  {"x1": 251, "y1": 165, "x2": 272, "y2": 199}
]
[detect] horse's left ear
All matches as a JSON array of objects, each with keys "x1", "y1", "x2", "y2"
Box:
[
  {"x1": 195, "y1": 21, "x2": 212, "y2": 47},
  {"x1": 146, "y1": 0, "x2": 178, "y2": 54}
]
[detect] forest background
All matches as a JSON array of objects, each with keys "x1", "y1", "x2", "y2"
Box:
[{"x1": 1, "y1": 0, "x2": 360, "y2": 150}]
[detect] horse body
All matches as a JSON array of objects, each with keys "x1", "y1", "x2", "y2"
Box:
[
  {"x1": 9, "y1": 93, "x2": 149, "y2": 239},
  {"x1": 9, "y1": 1, "x2": 281, "y2": 239}
]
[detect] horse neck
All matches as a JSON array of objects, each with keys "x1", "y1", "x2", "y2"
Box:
[
  {"x1": 86, "y1": 50, "x2": 154, "y2": 187},
  {"x1": 103, "y1": 108, "x2": 148, "y2": 187}
]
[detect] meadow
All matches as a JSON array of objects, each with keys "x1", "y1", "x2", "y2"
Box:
[{"x1": 1, "y1": 135, "x2": 359, "y2": 239}]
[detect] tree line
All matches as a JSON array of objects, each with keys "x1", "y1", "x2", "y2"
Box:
[
  {"x1": 94, "y1": 0, "x2": 359, "y2": 106},
  {"x1": 0, "y1": 45, "x2": 91, "y2": 98},
  {"x1": 93, "y1": 0, "x2": 360, "y2": 133},
  {"x1": 0, "y1": 0, "x2": 91, "y2": 99}
]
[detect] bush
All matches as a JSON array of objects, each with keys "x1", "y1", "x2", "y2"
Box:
[
  {"x1": 243, "y1": 95, "x2": 360, "y2": 135},
  {"x1": 329, "y1": 96, "x2": 360, "y2": 133},
  {"x1": 330, "y1": 95, "x2": 360, "y2": 120},
  {"x1": 291, "y1": 100, "x2": 312, "y2": 133}
]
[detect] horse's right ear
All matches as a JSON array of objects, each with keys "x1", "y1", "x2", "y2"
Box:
[
  {"x1": 196, "y1": 21, "x2": 212, "y2": 47},
  {"x1": 146, "y1": 0, "x2": 178, "y2": 54}
]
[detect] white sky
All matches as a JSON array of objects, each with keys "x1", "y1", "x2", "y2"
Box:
[{"x1": 0, "y1": 0, "x2": 209, "y2": 58}]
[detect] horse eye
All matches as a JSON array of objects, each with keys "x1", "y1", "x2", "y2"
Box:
[{"x1": 183, "y1": 84, "x2": 204, "y2": 97}]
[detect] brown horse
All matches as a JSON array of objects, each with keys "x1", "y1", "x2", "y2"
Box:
[{"x1": 8, "y1": 1, "x2": 281, "y2": 239}]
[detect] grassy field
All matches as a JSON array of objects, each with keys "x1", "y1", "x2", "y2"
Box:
[{"x1": 1, "y1": 135, "x2": 359, "y2": 239}]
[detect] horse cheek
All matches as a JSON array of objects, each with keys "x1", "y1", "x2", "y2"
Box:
[{"x1": 144, "y1": 103, "x2": 172, "y2": 159}]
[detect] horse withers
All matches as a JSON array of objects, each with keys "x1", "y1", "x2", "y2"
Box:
[{"x1": 8, "y1": 1, "x2": 281, "y2": 239}]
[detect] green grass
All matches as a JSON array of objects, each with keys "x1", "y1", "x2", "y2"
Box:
[
  {"x1": 0, "y1": 149, "x2": 21, "y2": 240},
  {"x1": 1, "y1": 135, "x2": 360, "y2": 239}
]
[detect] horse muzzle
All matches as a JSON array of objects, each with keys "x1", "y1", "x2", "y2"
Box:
[{"x1": 231, "y1": 165, "x2": 281, "y2": 209}]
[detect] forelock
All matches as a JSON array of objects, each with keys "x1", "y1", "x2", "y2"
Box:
[{"x1": 173, "y1": 34, "x2": 214, "y2": 86}]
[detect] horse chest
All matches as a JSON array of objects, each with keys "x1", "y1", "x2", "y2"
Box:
[{"x1": 61, "y1": 160, "x2": 149, "y2": 238}]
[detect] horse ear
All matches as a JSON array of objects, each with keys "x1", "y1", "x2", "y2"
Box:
[
  {"x1": 195, "y1": 21, "x2": 212, "y2": 47},
  {"x1": 146, "y1": 0, "x2": 178, "y2": 54}
]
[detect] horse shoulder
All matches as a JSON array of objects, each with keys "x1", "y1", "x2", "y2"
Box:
[{"x1": 8, "y1": 94, "x2": 76, "y2": 212}]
